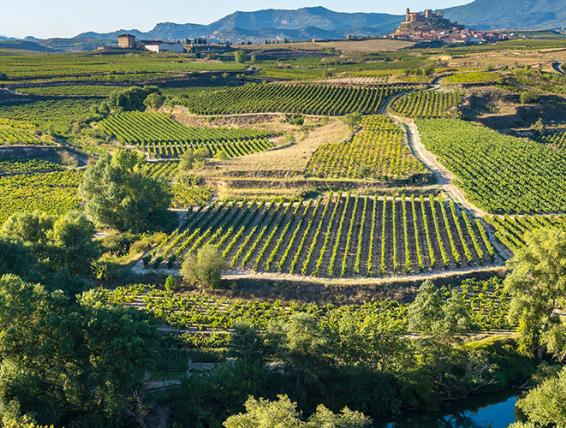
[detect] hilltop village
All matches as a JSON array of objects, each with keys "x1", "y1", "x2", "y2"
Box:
[{"x1": 391, "y1": 8, "x2": 512, "y2": 44}]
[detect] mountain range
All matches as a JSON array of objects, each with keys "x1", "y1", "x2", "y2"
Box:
[{"x1": 5, "y1": 0, "x2": 566, "y2": 52}]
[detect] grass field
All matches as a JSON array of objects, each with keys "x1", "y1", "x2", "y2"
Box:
[{"x1": 149, "y1": 194, "x2": 499, "y2": 277}]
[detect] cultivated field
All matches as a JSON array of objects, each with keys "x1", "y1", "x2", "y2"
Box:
[{"x1": 148, "y1": 194, "x2": 499, "y2": 278}]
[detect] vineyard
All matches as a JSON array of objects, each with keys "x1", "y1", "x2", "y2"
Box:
[
  {"x1": 0, "y1": 98, "x2": 98, "y2": 135},
  {"x1": 487, "y1": 215, "x2": 566, "y2": 252},
  {"x1": 417, "y1": 119, "x2": 566, "y2": 214},
  {"x1": 389, "y1": 91, "x2": 462, "y2": 118},
  {"x1": 178, "y1": 82, "x2": 415, "y2": 115},
  {"x1": 0, "y1": 158, "x2": 64, "y2": 174},
  {"x1": 305, "y1": 115, "x2": 429, "y2": 182},
  {"x1": 98, "y1": 112, "x2": 274, "y2": 160},
  {"x1": 0, "y1": 170, "x2": 82, "y2": 223},
  {"x1": 93, "y1": 277, "x2": 513, "y2": 341},
  {"x1": 442, "y1": 71, "x2": 503, "y2": 85},
  {"x1": 17, "y1": 84, "x2": 126, "y2": 97},
  {"x1": 0, "y1": 118, "x2": 55, "y2": 146},
  {"x1": 538, "y1": 130, "x2": 566, "y2": 150},
  {"x1": 148, "y1": 194, "x2": 500, "y2": 278}
]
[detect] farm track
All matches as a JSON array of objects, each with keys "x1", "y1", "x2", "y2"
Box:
[
  {"x1": 220, "y1": 264, "x2": 507, "y2": 286},
  {"x1": 392, "y1": 113, "x2": 489, "y2": 218}
]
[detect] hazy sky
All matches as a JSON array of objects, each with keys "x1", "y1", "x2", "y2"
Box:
[{"x1": 1, "y1": 0, "x2": 473, "y2": 39}]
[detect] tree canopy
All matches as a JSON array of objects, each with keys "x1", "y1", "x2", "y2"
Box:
[
  {"x1": 79, "y1": 150, "x2": 172, "y2": 232},
  {"x1": 0, "y1": 274, "x2": 161, "y2": 426}
]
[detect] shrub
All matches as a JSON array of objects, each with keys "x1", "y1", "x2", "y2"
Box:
[{"x1": 181, "y1": 244, "x2": 226, "y2": 289}]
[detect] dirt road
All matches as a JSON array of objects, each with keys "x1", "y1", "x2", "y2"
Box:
[{"x1": 391, "y1": 113, "x2": 489, "y2": 218}]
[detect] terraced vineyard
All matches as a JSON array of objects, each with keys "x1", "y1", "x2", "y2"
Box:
[
  {"x1": 0, "y1": 118, "x2": 55, "y2": 145},
  {"x1": 417, "y1": 119, "x2": 566, "y2": 214},
  {"x1": 0, "y1": 170, "x2": 82, "y2": 223},
  {"x1": 305, "y1": 115, "x2": 429, "y2": 182},
  {"x1": 93, "y1": 277, "x2": 512, "y2": 337},
  {"x1": 442, "y1": 71, "x2": 503, "y2": 85},
  {"x1": 487, "y1": 215, "x2": 566, "y2": 251},
  {"x1": 0, "y1": 98, "x2": 98, "y2": 135},
  {"x1": 0, "y1": 158, "x2": 64, "y2": 174},
  {"x1": 148, "y1": 194, "x2": 499, "y2": 278},
  {"x1": 178, "y1": 82, "x2": 415, "y2": 115},
  {"x1": 98, "y1": 112, "x2": 274, "y2": 160},
  {"x1": 389, "y1": 91, "x2": 461, "y2": 118},
  {"x1": 538, "y1": 130, "x2": 566, "y2": 150}
]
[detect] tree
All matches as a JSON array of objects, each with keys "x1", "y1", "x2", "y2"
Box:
[
  {"x1": 1, "y1": 211, "x2": 98, "y2": 276},
  {"x1": 178, "y1": 147, "x2": 209, "y2": 172},
  {"x1": 510, "y1": 366, "x2": 566, "y2": 428},
  {"x1": 0, "y1": 238, "x2": 38, "y2": 280},
  {"x1": 49, "y1": 211, "x2": 98, "y2": 275},
  {"x1": 504, "y1": 227, "x2": 566, "y2": 358},
  {"x1": 107, "y1": 86, "x2": 158, "y2": 112},
  {"x1": 0, "y1": 72, "x2": 8, "y2": 81},
  {"x1": 143, "y1": 92, "x2": 165, "y2": 110},
  {"x1": 79, "y1": 150, "x2": 172, "y2": 232},
  {"x1": 408, "y1": 280, "x2": 443, "y2": 333},
  {"x1": 180, "y1": 244, "x2": 226, "y2": 289},
  {"x1": 1, "y1": 211, "x2": 52, "y2": 249},
  {"x1": 223, "y1": 395, "x2": 371, "y2": 428},
  {"x1": 343, "y1": 112, "x2": 362, "y2": 134},
  {"x1": 234, "y1": 50, "x2": 245, "y2": 64},
  {"x1": 0, "y1": 275, "x2": 162, "y2": 426}
]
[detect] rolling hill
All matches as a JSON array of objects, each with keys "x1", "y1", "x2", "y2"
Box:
[{"x1": 3, "y1": 1, "x2": 565, "y2": 52}]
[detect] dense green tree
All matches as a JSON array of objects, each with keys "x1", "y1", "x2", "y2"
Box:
[
  {"x1": 0, "y1": 275, "x2": 161, "y2": 426},
  {"x1": 180, "y1": 244, "x2": 226, "y2": 289},
  {"x1": 408, "y1": 280, "x2": 444, "y2": 333},
  {"x1": 510, "y1": 366, "x2": 566, "y2": 428},
  {"x1": 1, "y1": 211, "x2": 98, "y2": 276},
  {"x1": 79, "y1": 149, "x2": 172, "y2": 232},
  {"x1": 143, "y1": 92, "x2": 166, "y2": 110},
  {"x1": 107, "y1": 86, "x2": 159, "y2": 112},
  {"x1": 504, "y1": 227, "x2": 566, "y2": 358},
  {"x1": 223, "y1": 395, "x2": 371, "y2": 428},
  {"x1": 0, "y1": 238, "x2": 38, "y2": 280},
  {"x1": 49, "y1": 211, "x2": 98, "y2": 275}
]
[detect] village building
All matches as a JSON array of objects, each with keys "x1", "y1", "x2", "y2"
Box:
[
  {"x1": 117, "y1": 34, "x2": 136, "y2": 49},
  {"x1": 140, "y1": 40, "x2": 185, "y2": 53}
]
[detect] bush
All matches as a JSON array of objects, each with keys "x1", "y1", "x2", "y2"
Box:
[
  {"x1": 144, "y1": 92, "x2": 166, "y2": 110},
  {"x1": 181, "y1": 245, "x2": 226, "y2": 289},
  {"x1": 519, "y1": 91, "x2": 539, "y2": 105},
  {"x1": 0, "y1": 72, "x2": 8, "y2": 81}
]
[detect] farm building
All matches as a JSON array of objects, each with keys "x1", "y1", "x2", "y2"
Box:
[
  {"x1": 118, "y1": 34, "x2": 136, "y2": 49},
  {"x1": 141, "y1": 40, "x2": 185, "y2": 53}
]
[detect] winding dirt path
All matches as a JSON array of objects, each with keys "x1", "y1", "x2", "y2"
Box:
[{"x1": 391, "y1": 113, "x2": 489, "y2": 218}]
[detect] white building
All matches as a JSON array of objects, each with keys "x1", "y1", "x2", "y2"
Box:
[{"x1": 141, "y1": 40, "x2": 185, "y2": 53}]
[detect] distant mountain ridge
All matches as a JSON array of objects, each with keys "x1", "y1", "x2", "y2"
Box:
[{"x1": 4, "y1": 0, "x2": 565, "y2": 52}]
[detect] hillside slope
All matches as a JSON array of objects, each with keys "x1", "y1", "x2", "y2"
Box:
[{"x1": 444, "y1": 0, "x2": 566, "y2": 29}]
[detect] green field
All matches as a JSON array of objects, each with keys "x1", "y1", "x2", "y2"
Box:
[
  {"x1": 305, "y1": 115, "x2": 429, "y2": 182},
  {"x1": 417, "y1": 119, "x2": 566, "y2": 214},
  {"x1": 149, "y1": 194, "x2": 498, "y2": 277},
  {"x1": 178, "y1": 82, "x2": 415, "y2": 115},
  {"x1": 390, "y1": 91, "x2": 462, "y2": 118},
  {"x1": 98, "y1": 112, "x2": 274, "y2": 159}
]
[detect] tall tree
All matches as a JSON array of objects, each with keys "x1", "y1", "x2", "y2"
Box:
[
  {"x1": 0, "y1": 275, "x2": 161, "y2": 426},
  {"x1": 79, "y1": 150, "x2": 171, "y2": 232},
  {"x1": 504, "y1": 227, "x2": 566, "y2": 358}
]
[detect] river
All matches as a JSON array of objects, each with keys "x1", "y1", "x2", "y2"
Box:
[{"x1": 378, "y1": 391, "x2": 521, "y2": 428}]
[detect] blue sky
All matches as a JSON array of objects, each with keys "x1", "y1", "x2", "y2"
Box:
[{"x1": 2, "y1": 0, "x2": 472, "y2": 39}]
